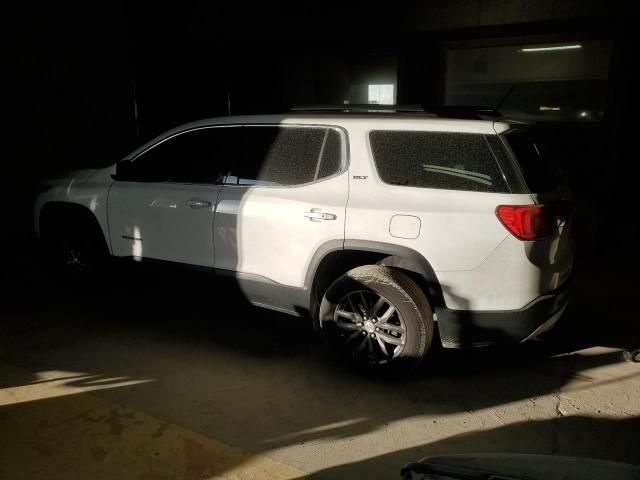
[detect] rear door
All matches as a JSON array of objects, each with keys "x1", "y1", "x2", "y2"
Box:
[
  {"x1": 213, "y1": 125, "x2": 348, "y2": 298},
  {"x1": 108, "y1": 127, "x2": 240, "y2": 267}
]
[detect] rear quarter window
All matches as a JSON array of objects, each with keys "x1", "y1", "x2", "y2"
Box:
[
  {"x1": 369, "y1": 131, "x2": 509, "y2": 193},
  {"x1": 504, "y1": 129, "x2": 565, "y2": 193}
]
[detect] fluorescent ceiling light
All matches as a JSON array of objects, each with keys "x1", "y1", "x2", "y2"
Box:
[{"x1": 520, "y1": 44, "x2": 582, "y2": 53}]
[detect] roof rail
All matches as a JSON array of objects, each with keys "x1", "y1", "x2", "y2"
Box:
[
  {"x1": 291, "y1": 104, "x2": 426, "y2": 113},
  {"x1": 426, "y1": 105, "x2": 503, "y2": 119},
  {"x1": 290, "y1": 104, "x2": 503, "y2": 119}
]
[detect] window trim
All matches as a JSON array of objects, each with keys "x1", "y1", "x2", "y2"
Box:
[
  {"x1": 121, "y1": 123, "x2": 349, "y2": 188},
  {"x1": 484, "y1": 134, "x2": 524, "y2": 194},
  {"x1": 490, "y1": 131, "x2": 529, "y2": 194},
  {"x1": 368, "y1": 129, "x2": 511, "y2": 194}
]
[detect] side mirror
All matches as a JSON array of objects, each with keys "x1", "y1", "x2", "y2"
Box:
[{"x1": 113, "y1": 160, "x2": 134, "y2": 181}]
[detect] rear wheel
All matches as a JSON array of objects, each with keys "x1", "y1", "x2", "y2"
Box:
[{"x1": 319, "y1": 265, "x2": 434, "y2": 371}]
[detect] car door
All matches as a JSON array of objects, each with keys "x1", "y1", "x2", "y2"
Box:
[
  {"x1": 108, "y1": 126, "x2": 241, "y2": 267},
  {"x1": 213, "y1": 125, "x2": 348, "y2": 296}
]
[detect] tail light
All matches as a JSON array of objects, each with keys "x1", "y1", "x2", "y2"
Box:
[{"x1": 496, "y1": 204, "x2": 567, "y2": 241}]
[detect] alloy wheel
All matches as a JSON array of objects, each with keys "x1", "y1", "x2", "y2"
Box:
[{"x1": 333, "y1": 290, "x2": 407, "y2": 364}]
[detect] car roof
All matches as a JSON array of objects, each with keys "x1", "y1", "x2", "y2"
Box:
[{"x1": 124, "y1": 113, "x2": 516, "y2": 160}]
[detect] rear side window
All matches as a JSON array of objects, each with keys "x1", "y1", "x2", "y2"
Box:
[
  {"x1": 232, "y1": 126, "x2": 344, "y2": 186},
  {"x1": 369, "y1": 131, "x2": 508, "y2": 193},
  {"x1": 504, "y1": 129, "x2": 565, "y2": 193}
]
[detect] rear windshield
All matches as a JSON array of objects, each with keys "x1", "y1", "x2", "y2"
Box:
[
  {"x1": 369, "y1": 131, "x2": 508, "y2": 193},
  {"x1": 504, "y1": 129, "x2": 565, "y2": 193}
]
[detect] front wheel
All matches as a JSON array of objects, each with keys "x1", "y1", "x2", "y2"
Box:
[
  {"x1": 319, "y1": 265, "x2": 434, "y2": 371},
  {"x1": 41, "y1": 215, "x2": 108, "y2": 284}
]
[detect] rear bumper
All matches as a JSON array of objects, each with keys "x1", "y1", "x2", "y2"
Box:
[{"x1": 436, "y1": 281, "x2": 570, "y2": 348}]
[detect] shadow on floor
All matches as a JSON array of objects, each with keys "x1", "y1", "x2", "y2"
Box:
[
  {"x1": 0, "y1": 244, "x2": 639, "y2": 479},
  {"x1": 302, "y1": 415, "x2": 640, "y2": 479}
]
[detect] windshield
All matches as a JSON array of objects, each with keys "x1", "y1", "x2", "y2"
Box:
[{"x1": 505, "y1": 129, "x2": 565, "y2": 193}]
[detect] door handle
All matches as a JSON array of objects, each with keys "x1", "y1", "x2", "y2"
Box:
[
  {"x1": 187, "y1": 198, "x2": 212, "y2": 209},
  {"x1": 304, "y1": 210, "x2": 337, "y2": 222}
]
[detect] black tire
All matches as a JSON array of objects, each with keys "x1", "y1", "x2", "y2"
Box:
[
  {"x1": 319, "y1": 265, "x2": 434, "y2": 371},
  {"x1": 41, "y1": 213, "x2": 108, "y2": 284}
]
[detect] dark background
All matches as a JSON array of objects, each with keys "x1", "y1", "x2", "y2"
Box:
[{"x1": 6, "y1": 0, "x2": 640, "y2": 259}]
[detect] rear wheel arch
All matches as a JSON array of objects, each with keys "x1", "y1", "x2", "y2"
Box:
[
  {"x1": 307, "y1": 240, "x2": 445, "y2": 324},
  {"x1": 319, "y1": 264, "x2": 435, "y2": 370}
]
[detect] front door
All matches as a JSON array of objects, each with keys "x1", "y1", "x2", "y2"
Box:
[{"x1": 108, "y1": 126, "x2": 241, "y2": 267}]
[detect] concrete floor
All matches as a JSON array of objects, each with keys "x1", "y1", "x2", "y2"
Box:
[{"x1": 1, "y1": 251, "x2": 639, "y2": 479}]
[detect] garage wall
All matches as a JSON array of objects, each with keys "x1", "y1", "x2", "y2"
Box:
[
  {"x1": 412, "y1": 0, "x2": 631, "y2": 30},
  {"x1": 7, "y1": 2, "x2": 137, "y2": 253}
]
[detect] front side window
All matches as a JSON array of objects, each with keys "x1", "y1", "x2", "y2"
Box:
[
  {"x1": 369, "y1": 130, "x2": 508, "y2": 193},
  {"x1": 123, "y1": 127, "x2": 241, "y2": 184},
  {"x1": 230, "y1": 126, "x2": 344, "y2": 186}
]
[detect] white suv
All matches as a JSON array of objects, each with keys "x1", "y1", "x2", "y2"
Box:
[{"x1": 34, "y1": 110, "x2": 573, "y2": 369}]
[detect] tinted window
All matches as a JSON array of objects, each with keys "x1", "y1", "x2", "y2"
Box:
[
  {"x1": 369, "y1": 131, "x2": 508, "y2": 193},
  {"x1": 125, "y1": 127, "x2": 240, "y2": 183},
  {"x1": 232, "y1": 126, "x2": 343, "y2": 186},
  {"x1": 505, "y1": 129, "x2": 565, "y2": 192}
]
